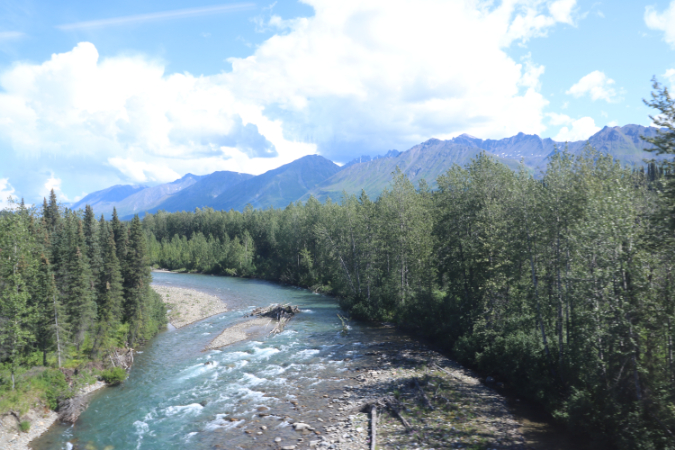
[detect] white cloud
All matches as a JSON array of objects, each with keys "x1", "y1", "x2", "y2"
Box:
[
  {"x1": 0, "y1": 31, "x2": 24, "y2": 42},
  {"x1": 0, "y1": 0, "x2": 577, "y2": 202},
  {"x1": 41, "y1": 176, "x2": 70, "y2": 202},
  {"x1": 549, "y1": 0, "x2": 576, "y2": 25},
  {"x1": 0, "y1": 178, "x2": 16, "y2": 210},
  {"x1": 547, "y1": 112, "x2": 573, "y2": 126},
  {"x1": 56, "y1": 4, "x2": 256, "y2": 31},
  {"x1": 224, "y1": 0, "x2": 575, "y2": 148},
  {"x1": 664, "y1": 68, "x2": 675, "y2": 86},
  {"x1": 566, "y1": 70, "x2": 618, "y2": 102},
  {"x1": 645, "y1": 2, "x2": 675, "y2": 47},
  {"x1": 553, "y1": 116, "x2": 600, "y2": 141}
]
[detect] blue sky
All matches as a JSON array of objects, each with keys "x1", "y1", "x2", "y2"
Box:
[{"x1": 1, "y1": 0, "x2": 675, "y2": 207}]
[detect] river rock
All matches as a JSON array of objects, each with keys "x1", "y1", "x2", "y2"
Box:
[{"x1": 293, "y1": 422, "x2": 314, "y2": 432}]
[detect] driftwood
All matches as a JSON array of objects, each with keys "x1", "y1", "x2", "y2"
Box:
[
  {"x1": 385, "y1": 397, "x2": 413, "y2": 433},
  {"x1": 370, "y1": 406, "x2": 377, "y2": 450},
  {"x1": 58, "y1": 395, "x2": 88, "y2": 424},
  {"x1": 360, "y1": 397, "x2": 413, "y2": 433},
  {"x1": 432, "y1": 362, "x2": 461, "y2": 380},
  {"x1": 414, "y1": 377, "x2": 434, "y2": 410},
  {"x1": 245, "y1": 303, "x2": 300, "y2": 335},
  {"x1": 108, "y1": 347, "x2": 134, "y2": 371}
]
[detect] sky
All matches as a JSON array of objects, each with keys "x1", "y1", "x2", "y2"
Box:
[{"x1": 1, "y1": 0, "x2": 675, "y2": 207}]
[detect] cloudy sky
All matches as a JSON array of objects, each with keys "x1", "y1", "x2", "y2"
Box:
[{"x1": 0, "y1": 0, "x2": 674, "y2": 207}]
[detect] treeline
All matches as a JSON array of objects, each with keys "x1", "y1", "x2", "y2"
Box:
[
  {"x1": 142, "y1": 149, "x2": 674, "y2": 449},
  {"x1": 0, "y1": 194, "x2": 166, "y2": 390}
]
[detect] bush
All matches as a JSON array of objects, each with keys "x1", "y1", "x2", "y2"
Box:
[
  {"x1": 40, "y1": 369, "x2": 70, "y2": 410},
  {"x1": 101, "y1": 367, "x2": 127, "y2": 385},
  {"x1": 19, "y1": 420, "x2": 30, "y2": 432}
]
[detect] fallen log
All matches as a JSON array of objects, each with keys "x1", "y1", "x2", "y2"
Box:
[
  {"x1": 245, "y1": 303, "x2": 300, "y2": 335},
  {"x1": 370, "y1": 405, "x2": 377, "y2": 450},
  {"x1": 414, "y1": 377, "x2": 434, "y2": 411},
  {"x1": 432, "y1": 362, "x2": 461, "y2": 380},
  {"x1": 383, "y1": 397, "x2": 413, "y2": 433},
  {"x1": 355, "y1": 396, "x2": 413, "y2": 433}
]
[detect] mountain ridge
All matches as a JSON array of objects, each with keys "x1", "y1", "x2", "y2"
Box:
[{"x1": 72, "y1": 124, "x2": 663, "y2": 217}]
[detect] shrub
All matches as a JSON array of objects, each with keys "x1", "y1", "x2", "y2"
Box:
[
  {"x1": 19, "y1": 421, "x2": 30, "y2": 432},
  {"x1": 40, "y1": 369, "x2": 71, "y2": 410},
  {"x1": 101, "y1": 367, "x2": 127, "y2": 385}
]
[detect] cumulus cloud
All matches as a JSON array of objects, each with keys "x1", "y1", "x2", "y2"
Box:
[
  {"x1": 645, "y1": 1, "x2": 675, "y2": 47},
  {"x1": 552, "y1": 116, "x2": 600, "y2": 141},
  {"x1": 224, "y1": 0, "x2": 576, "y2": 155},
  {"x1": 0, "y1": 0, "x2": 576, "y2": 202},
  {"x1": 566, "y1": 70, "x2": 618, "y2": 102},
  {"x1": 41, "y1": 176, "x2": 71, "y2": 202},
  {"x1": 0, "y1": 178, "x2": 16, "y2": 210}
]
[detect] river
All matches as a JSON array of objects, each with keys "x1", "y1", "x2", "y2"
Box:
[
  {"x1": 32, "y1": 272, "x2": 584, "y2": 450},
  {"x1": 32, "y1": 272, "x2": 413, "y2": 450}
]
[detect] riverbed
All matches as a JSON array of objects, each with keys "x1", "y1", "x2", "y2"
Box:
[{"x1": 30, "y1": 272, "x2": 571, "y2": 450}]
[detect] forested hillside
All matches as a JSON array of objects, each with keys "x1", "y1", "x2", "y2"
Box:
[
  {"x1": 0, "y1": 196, "x2": 165, "y2": 409},
  {"x1": 142, "y1": 147, "x2": 675, "y2": 449}
]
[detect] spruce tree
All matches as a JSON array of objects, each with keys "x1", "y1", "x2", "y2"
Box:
[
  {"x1": 123, "y1": 216, "x2": 152, "y2": 345},
  {"x1": 34, "y1": 254, "x2": 67, "y2": 367},
  {"x1": 0, "y1": 213, "x2": 35, "y2": 389},
  {"x1": 91, "y1": 227, "x2": 123, "y2": 357},
  {"x1": 111, "y1": 208, "x2": 127, "y2": 267},
  {"x1": 83, "y1": 205, "x2": 102, "y2": 280},
  {"x1": 65, "y1": 246, "x2": 96, "y2": 352}
]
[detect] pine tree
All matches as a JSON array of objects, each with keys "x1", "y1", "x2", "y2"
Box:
[
  {"x1": 91, "y1": 227, "x2": 123, "y2": 357},
  {"x1": 65, "y1": 246, "x2": 96, "y2": 352},
  {"x1": 83, "y1": 205, "x2": 102, "y2": 281},
  {"x1": 111, "y1": 208, "x2": 127, "y2": 268},
  {"x1": 123, "y1": 216, "x2": 153, "y2": 345},
  {"x1": 45, "y1": 189, "x2": 59, "y2": 233},
  {"x1": 34, "y1": 254, "x2": 67, "y2": 367},
  {"x1": 0, "y1": 213, "x2": 35, "y2": 389}
]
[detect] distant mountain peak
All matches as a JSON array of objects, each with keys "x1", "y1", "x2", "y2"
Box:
[{"x1": 342, "y1": 149, "x2": 402, "y2": 169}]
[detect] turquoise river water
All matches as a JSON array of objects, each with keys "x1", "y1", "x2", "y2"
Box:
[{"x1": 32, "y1": 272, "x2": 409, "y2": 450}]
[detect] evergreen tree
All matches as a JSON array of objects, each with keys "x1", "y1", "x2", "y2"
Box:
[
  {"x1": 0, "y1": 213, "x2": 35, "y2": 389},
  {"x1": 124, "y1": 216, "x2": 153, "y2": 345},
  {"x1": 34, "y1": 254, "x2": 67, "y2": 367},
  {"x1": 111, "y1": 208, "x2": 127, "y2": 267},
  {"x1": 83, "y1": 205, "x2": 102, "y2": 280},
  {"x1": 91, "y1": 227, "x2": 123, "y2": 357},
  {"x1": 65, "y1": 246, "x2": 96, "y2": 351}
]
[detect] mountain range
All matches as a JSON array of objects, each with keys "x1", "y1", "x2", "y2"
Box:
[{"x1": 70, "y1": 124, "x2": 663, "y2": 218}]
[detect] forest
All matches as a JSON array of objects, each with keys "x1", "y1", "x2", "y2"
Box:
[
  {"x1": 140, "y1": 84, "x2": 675, "y2": 450},
  {"x1": 0, "y1": 196, "x2": 166, "y2": 412}
]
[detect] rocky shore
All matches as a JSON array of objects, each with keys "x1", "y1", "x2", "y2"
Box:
[
  {"x1": 314, "y1": 344, "x2": 526, "y2": 450},
  {"x1": 0, "y1": 381, "x2": 106, "y2": 450},
  {"x1": 153, "y1": 285, "x2": 227, "y2": 328},
  {"x1": 255, "y1": 341, "x2": 526, "y2": 450}
]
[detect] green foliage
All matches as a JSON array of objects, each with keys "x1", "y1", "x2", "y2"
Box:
[
  {"x1": 0, "y1": 191, "x2": 165, "y2": 412},
  {"x1": 101, "y1": 367, "x2": 127, "y2": 385},
  {"x1": 40, "y1": 369, "x2": 70, "y2": 410},
  {"x1": 19, "y1": 420, "x2": 30, "y2": 432}
]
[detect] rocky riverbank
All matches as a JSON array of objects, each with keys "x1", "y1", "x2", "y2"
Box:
[
  {"x1": 152, "y1": 285, "x2": 227, "y2": 328},
  {"x1": 0, "y1": 381, "x2": 106, "y2": 450},
  {"x1": 310, "y1": 342, "x2": 525, "y2": 450}
]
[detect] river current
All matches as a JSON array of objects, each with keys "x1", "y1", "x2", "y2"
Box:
[{"x1": 32, "y1": 272, "x2": 407, "y2": 450}]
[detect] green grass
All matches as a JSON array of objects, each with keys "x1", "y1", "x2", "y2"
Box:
[{"x1": 19, "y1": 420, "x2": 30, "y2": 432}]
